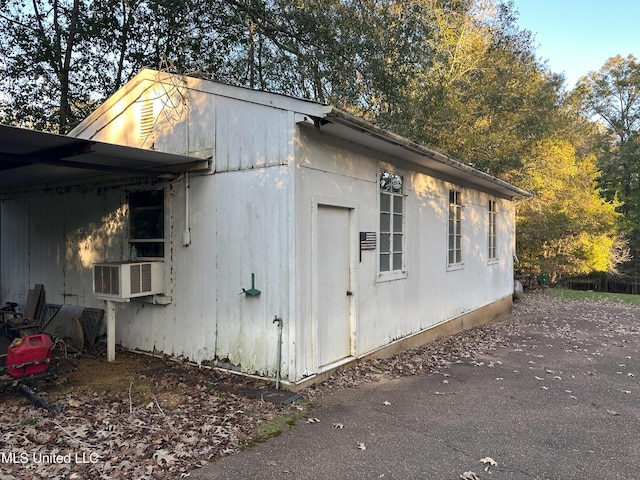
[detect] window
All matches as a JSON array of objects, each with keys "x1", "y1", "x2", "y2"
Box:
[
  {"x1": 488, "y1": 200, "x2": 497, "y2": 260},
  {"x1": 448, "y1": 190, "x2": 462, "y2": 265},
  {"x1": 380, "y1": 170, "x2": 404, "y2": 272},
  {"x1": 129, "y1": 190, "x2": 165, "y2": 258}
]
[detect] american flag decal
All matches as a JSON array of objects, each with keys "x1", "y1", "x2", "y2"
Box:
[{"x1": 360, "y1": 232, "x2": 376, "y2": 250}]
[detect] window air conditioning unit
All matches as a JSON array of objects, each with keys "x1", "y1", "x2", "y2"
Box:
[{"x1": 93, "y1": 261, "x2": 164, "y2": 300}]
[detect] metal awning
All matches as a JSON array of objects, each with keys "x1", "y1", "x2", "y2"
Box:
[{"x1": 0, "y1": 124, "x2": 209, "y2": 194}]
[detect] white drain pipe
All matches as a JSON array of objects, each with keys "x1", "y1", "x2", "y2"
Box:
[
  {"x1": 106, "y1": 300, "x2": 116, "y2": 362},
  {"x1": 182, "y1": 172, "x2": 191, "y2": 246}
]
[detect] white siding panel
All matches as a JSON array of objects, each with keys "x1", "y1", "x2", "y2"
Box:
[
  {"x1": 294, "y1": 128, "x2": 378, "y2": 376},
  {"x1": 33, "y1": 169, "x2": 292, "y2": 375},
  {"x1": 95, "y1": 176, "x2": 218, "y2": 364},
  {"x1": 33, "y1": 195, "x2": 71, "y2": 304},
  {"x1": 1, "y1": 188, "x2": 127, "y2": 311},
  {"x1": 189, "y1": 94, "x2": 216, "y2": 158},
  {"x1": 296, "y1": 127, "x2": 516, "y2": 365},
  {"x1": 214, "y1": 98, "x2": 294, "y2": 173},
  {"x1": 213, "y1": 166, "x2": 292, "y2": 376},
  {"x1": 126, "y1": 173, "x2": 219, "y2": 362},
  {"x1": 1, "y1": 198, "x2": 30, "y2": 308},
  {"x1": 173, "y1": 174, "x2": 218, "y2": 361}
]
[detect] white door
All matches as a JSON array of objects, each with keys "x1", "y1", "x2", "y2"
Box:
[{"x1": 316, "y1": 204, "x2": 352, "y2": 367}]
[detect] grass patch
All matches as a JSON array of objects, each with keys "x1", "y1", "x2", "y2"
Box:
[
  {"x1": 243, "y1": 401, "x2": 312, "y2": 448},
  {"x1": 545, "y1": 287, "x2": 640, "y2": 306}
]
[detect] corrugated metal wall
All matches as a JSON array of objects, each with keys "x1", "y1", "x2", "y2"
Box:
[
  {"x1": 0, "y1": 186, "x2": 126, "y2": 310},
  {"x1": 294, "y1": 127, "x2": 515, "y2": 374}
]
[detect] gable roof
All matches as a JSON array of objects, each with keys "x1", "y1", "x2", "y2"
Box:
[
  {"x1": 7, "y1": 68, "x2": 528, "y2": 199},
  {"x1": 73, "y1": 68, "x2": 526, "y2": 200}
]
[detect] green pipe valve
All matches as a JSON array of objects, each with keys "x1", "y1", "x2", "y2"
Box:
[{"x1": 242, "y1": 273, "x2": 261, "y2": 296}]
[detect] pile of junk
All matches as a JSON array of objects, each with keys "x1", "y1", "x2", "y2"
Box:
[{"x1": 0, "y1": 284, "x2": 103, "y2": 411}]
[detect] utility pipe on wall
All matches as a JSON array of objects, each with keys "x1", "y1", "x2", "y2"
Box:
[
  {"x1": 182, "y1": 172, "x2": 191, "y2": 246},
  {"x1": 273, "y1": 315, "x2": 283, "y2": 389},
  {"x1": 182, "y1": 87, "x2": 192, "y2": 247}
]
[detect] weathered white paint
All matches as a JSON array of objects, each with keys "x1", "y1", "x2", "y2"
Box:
[
  {"x1": 293, "y1": 127, "x2": 516, "y2": 375},
  {"x1": 1, "y1": 69, "x2": 522, "y2": 385},
  {"x1": 106, "y1": 300, "x2": 116, "y2": 362},
  {"x1": 316, "y1": 204, "x2": 353, "y2": 368}
]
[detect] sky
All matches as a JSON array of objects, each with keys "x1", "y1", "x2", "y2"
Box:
[{"x1": 511, "y1": 0, "x2": 640, "y2": 88}]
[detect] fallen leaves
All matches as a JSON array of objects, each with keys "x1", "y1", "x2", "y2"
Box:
[
  {"x1": 479, "y1": 456, "x2": 497, "y2": 471},
  {"x1": 153, "y1": 448, "x2": 177, "y2": 466},
  {"x1": 460, "y1": 471, "x2": 480, "y2": 480},
  {"x1": 0, "y1": 360, "x2": 292, "y2": 479}
]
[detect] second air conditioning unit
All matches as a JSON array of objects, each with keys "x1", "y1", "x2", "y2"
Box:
[{"x1": 93, "y1": 261, "x2": 164, "y2": 300}]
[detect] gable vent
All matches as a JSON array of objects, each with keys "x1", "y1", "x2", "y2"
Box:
[{"x1": 139, "y1": 102, "x2": 155, "y2": 140}]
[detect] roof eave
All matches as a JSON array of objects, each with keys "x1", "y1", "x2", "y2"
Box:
[{"x1": 317, "y1": 106, "x2": 531, "y2": 200}]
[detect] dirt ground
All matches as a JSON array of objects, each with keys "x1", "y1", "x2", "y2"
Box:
[
  {"x1": 0, "y1": 346, "x2": 294, "y2": 479},
  {"x1": 0, "y1": 290, "x2": 635, "y2": 479}
]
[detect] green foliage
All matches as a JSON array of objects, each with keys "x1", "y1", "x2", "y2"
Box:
[
  {"x1": 388, "y1": 0, "x2": 565, "y2": 178},
  {"x1": 0, "y1": 0, "x2": 94, "y2": 132},
  {"x1": 573, "y1": 55, "x2": 640, "y2": 281},
  {"x1": 515, "y1": 138, "x2": 622, "y2": 281}
]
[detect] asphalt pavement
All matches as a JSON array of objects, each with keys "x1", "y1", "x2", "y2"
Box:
[{"x1": 190, "y1": 293, "x2": 640, "y2": 480}]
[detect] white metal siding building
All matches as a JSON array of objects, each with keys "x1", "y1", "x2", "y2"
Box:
[{"x1": 0, "y1": 69, "x2": 529, "y2": 387}]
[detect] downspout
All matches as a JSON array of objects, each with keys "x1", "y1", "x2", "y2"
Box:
[
  {"x1": 182, "y1": 92, "x2": 192, "y2": 247},
  {"x1": 182, "y1": 172, "x2": 191, "y2": 246}
]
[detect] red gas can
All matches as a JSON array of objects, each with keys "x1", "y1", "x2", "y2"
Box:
[{"x1": 6, "y1": 334, "x2": 53, "y2": 379}]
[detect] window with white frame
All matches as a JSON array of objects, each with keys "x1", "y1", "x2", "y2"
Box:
[
  {"x1": 488, "y1": 200, "x2": 497, "y2": 260},
  {"x1": 129, "y1": 189, "x2": 165, "y2": 258},
  {"x1": 448, "y1": 190, "x2": 462, "y2": 266},
  {"x1": 380, "y1": 170, "x2": 404, "y2": 272}
]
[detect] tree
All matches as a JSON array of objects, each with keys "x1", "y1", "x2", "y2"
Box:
[
  {"x1": 376, "y1": 0, "x2": 565, "y2": 179},
  {"x1": 0, "y1": 0, "x2": 627, "y2": 284},
  {"x1": 0, "y1": 0, "x2": 252, "y2": 132},
  {"x1": 0, "y1": 0, "x2": 95, "y2": 132},
  {"x1": 573, "y1": 55, "x2": 640, "y2": 282},
  {"x1": 515, "y1": 138, "x2": 622, "y2": 282}
]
